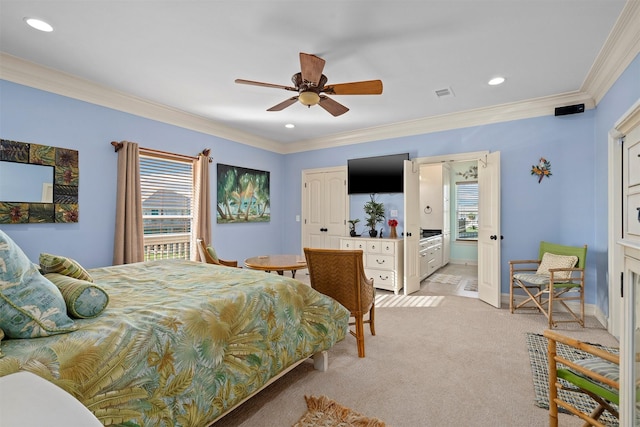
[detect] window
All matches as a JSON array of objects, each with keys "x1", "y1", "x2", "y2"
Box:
[
  {"x1": 456, "y1": 181, "x2": 478, "y2": 240},
  {"x1": 140, "y1": 153, "x2": 193, "y2": 260}
]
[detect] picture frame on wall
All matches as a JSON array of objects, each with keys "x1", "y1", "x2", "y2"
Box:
[{"x1": 216, "y1": 163, "x2": 270, "y2": 224}]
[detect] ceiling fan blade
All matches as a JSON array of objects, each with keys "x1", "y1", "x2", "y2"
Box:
[
  {"x1": 267, "y1": 96, "x2": 299, "y2": 111},
  {"x1": 322, "y1": 80, "x2": 383, "y2": 95},
  {"x1": 299, "y1": 53, "x2": 325, "y2": 86},
  {"x1": 318, "y1": 95, "x2": 349, "y2": 117},
  {"x1": 235, "y1": 79, "x2": 297, "y2": 91}
]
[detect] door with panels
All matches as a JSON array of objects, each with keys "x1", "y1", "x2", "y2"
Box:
[
  {"x1": 302, "y1": 167, "x2": 348, "y2": 250},
  {"x1": 618, "y1": 100, "x2": 640, "y2": 426}
]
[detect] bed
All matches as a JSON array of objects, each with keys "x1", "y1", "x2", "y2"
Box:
[{"x1": 0, "y1": 250, "x2": 350, "y2": 426}]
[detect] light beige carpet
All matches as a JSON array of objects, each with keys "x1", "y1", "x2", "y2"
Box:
[{"x1": 293, "y1": 395, "x2": 386, "y2": 427}]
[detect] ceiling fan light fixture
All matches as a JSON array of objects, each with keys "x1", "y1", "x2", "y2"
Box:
[{"x1": 298, "y1": 91, "x2": 320, "y2": 106}]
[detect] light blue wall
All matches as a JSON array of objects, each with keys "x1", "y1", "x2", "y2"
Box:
[
  {"x1": 1, "y1": 52, "x2": 638, "y2": 311},
  {"x1": 0, "y1": 80, "x2": 286, "y2": 268}
]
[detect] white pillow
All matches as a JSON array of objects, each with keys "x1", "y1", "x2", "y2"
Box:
[{"x1": 536, "y1": 252, "x2": 578, "y2": 280}]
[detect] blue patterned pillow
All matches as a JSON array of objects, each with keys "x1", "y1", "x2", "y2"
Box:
[{"x1": 0, "y1": 230, "x2": 76, "y2": 338}]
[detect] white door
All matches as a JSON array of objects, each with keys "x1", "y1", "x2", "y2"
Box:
[
  {"x1": 477, "y1": 151, "x2": 501, "y2": 307},
  {"x1": 302, "y1": 168, "x2": 347, "y2": 250},
  {"x1": 404, "y1": 160, "x2": 421, "y2": 295}
]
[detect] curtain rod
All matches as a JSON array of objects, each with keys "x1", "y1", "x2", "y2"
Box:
[{"x1": 110, "y1": 141, "x2": 211, "y2": 162}]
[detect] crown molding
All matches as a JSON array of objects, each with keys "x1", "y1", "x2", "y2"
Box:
[
  {"x1": 282, "y1": 91, "x2": 595, "y2": 154},
  {"x1": 0, "y1": 53, "x2": 284, "y2": 153},
  {"x1": 581, "y1": 0, "x2": 640, "y2": 104}
]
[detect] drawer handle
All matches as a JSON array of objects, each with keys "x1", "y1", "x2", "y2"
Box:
[
  {"x1": 376, "y1": 259, "x2": 386, "y2": 265},
  {"x1": 379, "y1": 275, "x2": 389, "y2": 280},
  {"x1": 637, "y1": 207, "x2": 640, "y2": 222}
]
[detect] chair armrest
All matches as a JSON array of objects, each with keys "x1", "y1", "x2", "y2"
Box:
[
  {"x1": 218, "y1": 258, "x2": 239, "y2": 268},
  {"x1": 543, "y1": 330, "x2": 619, "y2": 365}
]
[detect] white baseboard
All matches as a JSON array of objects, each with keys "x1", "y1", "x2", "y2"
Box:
[{"x1": 448, "y1": 259, "x2": 478, "y2": 266}]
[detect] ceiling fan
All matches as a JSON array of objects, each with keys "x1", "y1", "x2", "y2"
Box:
[{"x1": 235, "y1": 52, "x2": 383, "y2": 117}]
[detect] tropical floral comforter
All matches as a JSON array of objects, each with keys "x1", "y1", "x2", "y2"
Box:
[{"x1": 0, "y1": 260, "x2": 349, "y2": 426}]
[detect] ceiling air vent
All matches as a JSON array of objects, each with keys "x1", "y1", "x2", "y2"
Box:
[{"x1": 435, "y1": 87, "x2": 454, "y2": 98}]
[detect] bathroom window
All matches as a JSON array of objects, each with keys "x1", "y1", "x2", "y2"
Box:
[{"x1": 456, "y1": 181, "x2": 478, "y2": 240}]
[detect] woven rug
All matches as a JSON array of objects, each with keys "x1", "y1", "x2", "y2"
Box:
[
  {"x1": 463, "y1": 278, "x2": 478, "y2": 292},
  {"x1": 526, "y1": 332, "x2": 619, "y2": 426},
  {"x1": 428, "y1": 273, "x2": 461, "y2": 285},
  {"x1": 293, "y1": 395, "x2": 386, "y2": 427}
]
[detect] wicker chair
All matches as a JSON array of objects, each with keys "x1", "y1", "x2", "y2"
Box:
[
  {"x1": 196, "y1": 238, "x2": 238, "y2": 267},
  {"x1": 303, "y1": 248, "x2": 375, "y2": 358},
  {"x1": 543, "y1": 330, "x2": 619, "y2": 427}
]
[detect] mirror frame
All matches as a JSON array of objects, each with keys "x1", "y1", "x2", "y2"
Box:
[{"x1": 0, "y1": 139, "x2": 79, "y2": 223}]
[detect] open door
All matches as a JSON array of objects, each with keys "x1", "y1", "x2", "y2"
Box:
[
  {"x1": 477, "y1": 151, "x2": 501, "y2": 307},
  {"x1": 404, "y1": 159, "x2": 421, "y2": 294}
]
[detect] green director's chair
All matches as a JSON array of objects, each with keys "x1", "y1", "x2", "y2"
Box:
[{"x1": 509, "y1": 241, "x2": 587, "y2": 328}]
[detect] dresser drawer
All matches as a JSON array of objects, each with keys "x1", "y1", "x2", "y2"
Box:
[
  {"x1": 380, "y1": 242, "x2": 395, "y2": 255},
  {"x1": 365, "y1": 268, "x2": 395, "y2": 289},
  {"x1": 629, "y1": 140, "x2": 640, "y2": 187},
  {"x1": 366, "y1": 254, "x2": 394, "y2": 270},
  {"x1": 341, "y1": 239, "x2": 366, "y2": 250},
  {"x1": 366, "y1": 241, "x2": 382, "y2": 253},
  {"x1": 627, "y1": 192, "x2": 640, "y2": 240}
]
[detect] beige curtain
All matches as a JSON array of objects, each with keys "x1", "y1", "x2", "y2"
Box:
[
  {"x1": 113, "y1": 141, "x2": 144, "y2": 265},
  {"x1": 192, "y1": 151, "x2": 211, "y2": 261}
]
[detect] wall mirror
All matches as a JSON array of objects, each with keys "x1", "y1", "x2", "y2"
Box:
[{"x1": 0, "y1": 139, "x2": 79, "y2": 223}]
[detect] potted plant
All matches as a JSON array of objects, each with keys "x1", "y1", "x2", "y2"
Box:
[
  {"x1": 363, "y1": 195, "x2": 385, "y2": 237},
  {"x1": 348, "y1": 219, "x2": 360, "y2": 237}
]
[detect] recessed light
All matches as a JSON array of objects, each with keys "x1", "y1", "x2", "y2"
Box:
[
  {"x1": 285, "y1": 123, "x2": 295, "y2": 129},
  {"x1": 24, "y1": 18, "x2": 53, "y2": 32},
  {"x1": 488, "y1": 77, "x2": 505, "y2": 86}
]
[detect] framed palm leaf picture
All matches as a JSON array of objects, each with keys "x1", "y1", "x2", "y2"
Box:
[{"x1": 216, "y1": 164, "x2": 270, "y2": 223}]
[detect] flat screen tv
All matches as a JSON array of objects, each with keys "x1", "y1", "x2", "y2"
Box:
[{"x1": 347, "y1": 153, "x2": 409, "y2": 194}]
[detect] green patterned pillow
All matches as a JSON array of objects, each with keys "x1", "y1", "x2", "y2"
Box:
[
  {"x1": 0, "y1": 230, "x2": 76, "y2": 338},
  {"x1": 45, "y1": 273, "x2": 109, "y2": 319},
  {"x1": 39, "y1": 253, "x2": 93, "y2": 282},
  {"x1": 206, "y1": 246, "x2": 219, "y2": 262}
]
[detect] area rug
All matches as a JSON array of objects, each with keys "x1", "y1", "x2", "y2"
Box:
[
  {"x1": 293, "y1": 395, "x2": 386, "y2": 427},
  {"x1": 427, "y1": 273, "x2": 461, "y2": 285},
  {"x1": 375, "y1": 294, "x2": 444, "y2": 308},
  {"x1": 463, "y1": 278, "x2": 478, "y2": 292},
  {"x1": 526, "y1": 332, "x2": 619, "y2": 426}
]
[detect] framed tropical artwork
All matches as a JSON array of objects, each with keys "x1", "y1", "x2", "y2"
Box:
[{"x1": 216, "y1": 163, "x2": 270, "y2": 223}]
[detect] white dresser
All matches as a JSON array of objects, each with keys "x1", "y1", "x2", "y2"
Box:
[{"x1": 340, "y1": 237, "x2": 404, "y2": 295}]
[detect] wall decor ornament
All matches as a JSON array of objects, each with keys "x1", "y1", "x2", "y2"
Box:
[
  {"x1": 216, "y1": 163, "x2": 270, "y2": 223},
  {"x1": 0, "y1": 139, "x2": 79, "y2": 223},
  {"x1": 531, "y1": 157, "x2": 552, "y2": 183}
]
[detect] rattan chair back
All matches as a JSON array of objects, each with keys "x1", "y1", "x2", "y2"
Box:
[{"x1": 304, "y1": 248, "x2": 375, "y2": 357}]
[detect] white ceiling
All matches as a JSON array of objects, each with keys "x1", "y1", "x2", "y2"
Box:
[{"x1": 0, "y1": 1, "x2": 632, "y2": 150}]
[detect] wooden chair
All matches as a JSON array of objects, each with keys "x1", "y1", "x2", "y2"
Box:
[
  {"x1": 543, "y1": 330, "x2": 619, "y2": 427},
  {"x1": 196, "y1": 238, "x2": 238, "y2": 267},
  {"x1": 509, "y1": 241, "x2": 587, "y2": 328},
  {"x1": 303, "y1": 248, "x2": 375, "y2": 358}
]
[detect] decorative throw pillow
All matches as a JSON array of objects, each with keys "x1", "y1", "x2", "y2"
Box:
[
  {"x1": 206, "y1": 246, "x2": 219, "y2": 263},
  {"x1": 45, "y1": 273, "x2": 109, "y2": 319},
  {"x1": 536, "y1": 252, "x2": 578, "y2": 280},
  {"x1": 39, "y1": 253, "x2": 93, "y2": 282},
  {"x1": 0, "y1": 230, "x2": 76, "y2": 338}
]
